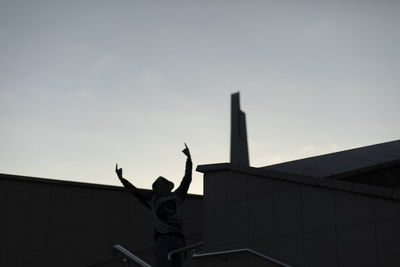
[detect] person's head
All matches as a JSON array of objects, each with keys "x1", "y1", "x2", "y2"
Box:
[{"x1": 152, "y1": 176, "x2": 174, "y2": 194}]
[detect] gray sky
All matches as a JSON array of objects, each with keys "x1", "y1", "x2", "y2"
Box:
[{"x1": 1, "y1": 1, "x2": 399, "y2": 195}]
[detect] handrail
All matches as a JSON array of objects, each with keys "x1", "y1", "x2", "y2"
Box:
[
  {"x1": 167, "y1": 242, "x2": 204, "y2": 260},
  {"x1": 192, "y1": 248, "x2": 292, "y2": 267},
  {"x1": 113, "y1": 244, "x2": 152, "y2": 267}
]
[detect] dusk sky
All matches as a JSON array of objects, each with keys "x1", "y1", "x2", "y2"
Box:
[{"x1": 1, "y1": 1, "x2": 399, "y2": 195}]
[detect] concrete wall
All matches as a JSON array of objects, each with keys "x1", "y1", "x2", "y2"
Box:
[
  {"x1": 0, "y1": 174, "x2": 203, "y2": 267},
  {"x1": 202, "y1": 170, "x2": 400, "y2": 267}
]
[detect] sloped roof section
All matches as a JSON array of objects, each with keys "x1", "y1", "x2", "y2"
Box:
[{"x1": 261, "y1": 139, "x2": 400, "y2": 178}]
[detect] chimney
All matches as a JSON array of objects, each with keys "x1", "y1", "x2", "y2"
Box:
[{"x1": 230, "y1": 92, "x2": 249, "y2": 166}]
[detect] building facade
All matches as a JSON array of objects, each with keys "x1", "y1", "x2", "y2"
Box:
[{"x1": 0, "y1": 173, "x2": 203, "y2": 266}]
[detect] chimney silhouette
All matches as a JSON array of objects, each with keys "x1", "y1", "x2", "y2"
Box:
[{"x1": 230, "y1": 92, "x2": 249, "y2": 166}]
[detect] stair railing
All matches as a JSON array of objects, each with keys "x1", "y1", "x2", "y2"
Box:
[
  {"x1": 113, "y1": 244, "x2": 152, "y2": 267},
  {"x1": 192, "y1": 248, "x2": 292, "y2": 267},
  {"x1": 167, "y1": 242, "x2": 204, "y2": 260}
]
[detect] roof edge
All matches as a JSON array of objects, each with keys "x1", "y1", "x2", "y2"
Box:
[
  {"x1": 196, "y1": 163, "x2": 400, "y2": 201},
  {"x1": 0, "y1": 173, "x2": 203, "y2": 199},
  {"x1": 261, "y1": 139, "x2": 400, "y2": 170},
  {"x1": 326, "y1": 158, "x2": 400, "y2": 180}
]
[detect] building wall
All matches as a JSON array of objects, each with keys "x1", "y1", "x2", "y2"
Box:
[
  {"x1": 0, "y1": 174, "x2": 203, "y2": 267},
  {"x1": 203, "y1": 170, "x2": 400, "y2": 267}
]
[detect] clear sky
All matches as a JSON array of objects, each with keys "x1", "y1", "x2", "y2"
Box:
[{"x1": 1, "y1": 1, "x2": 399, "y2": 195}]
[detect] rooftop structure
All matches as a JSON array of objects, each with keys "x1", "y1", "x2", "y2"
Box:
[{"x1": 230, "y1": 92, "x2": 249, "y2": 166}]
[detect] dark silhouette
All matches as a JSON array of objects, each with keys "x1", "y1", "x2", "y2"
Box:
[{"x1": 116, "y1": 144, "x2": 192, "y2": 267}]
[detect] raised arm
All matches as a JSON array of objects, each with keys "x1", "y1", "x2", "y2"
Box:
[
  {"x1": 116, "y1": 164, "x2": 152, "y2": 209},
  {"x1": 175, "y1": 143, "x2": 193, "y2": 200}
]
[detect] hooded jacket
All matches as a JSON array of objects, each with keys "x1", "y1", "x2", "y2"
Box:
[{"x1": 119, "y1": 157, "x2": 192, "y2": 240}]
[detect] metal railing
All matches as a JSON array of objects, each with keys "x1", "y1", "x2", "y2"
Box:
[
  {"x1": 192, "y1": 248, "x2": 292, "y2": 267},
  {"x1": 90, "y1": 243, "x2": 290, "y2": 267},
  {"x1": 167, "y1": 242, "x2": 204, "y2": 260},
  {"x1": 113, "y1": 244, "x2": 152, "y2": 267}
]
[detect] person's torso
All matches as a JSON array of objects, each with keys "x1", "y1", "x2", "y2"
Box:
[{"x1": 151, "y1": 193, "x2": 183, "y2": 234}]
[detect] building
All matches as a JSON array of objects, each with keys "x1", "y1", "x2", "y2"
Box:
[
  {"x1": 0, "y1": 173, "x2": 202, "y2": 266},
  {"x1": 1, "y1": 92, "x2": 399, "y2": 266},
  {"x1": 197, "y1": 140, "x2": 400, "y2": 267},
  {"x1": 195, "y1": 93, "x2": 400, "y2": 267}
]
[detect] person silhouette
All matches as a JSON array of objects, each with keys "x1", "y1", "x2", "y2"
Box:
[{"x1": 116, "y1": 144, "x2": 192, "y2": 267}]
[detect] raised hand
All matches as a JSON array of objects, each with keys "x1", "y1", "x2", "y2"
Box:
[
  {"x1": 115, "y1": 164, "x2": 123, "y2": 179},
  {"x1": 182, "y1": 143, "x2": 191, "y2": 159}
]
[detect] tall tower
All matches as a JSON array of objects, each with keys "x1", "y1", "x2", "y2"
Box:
[{"x1": 230, "y1": 92, "x2": 249, "y2": 166}]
